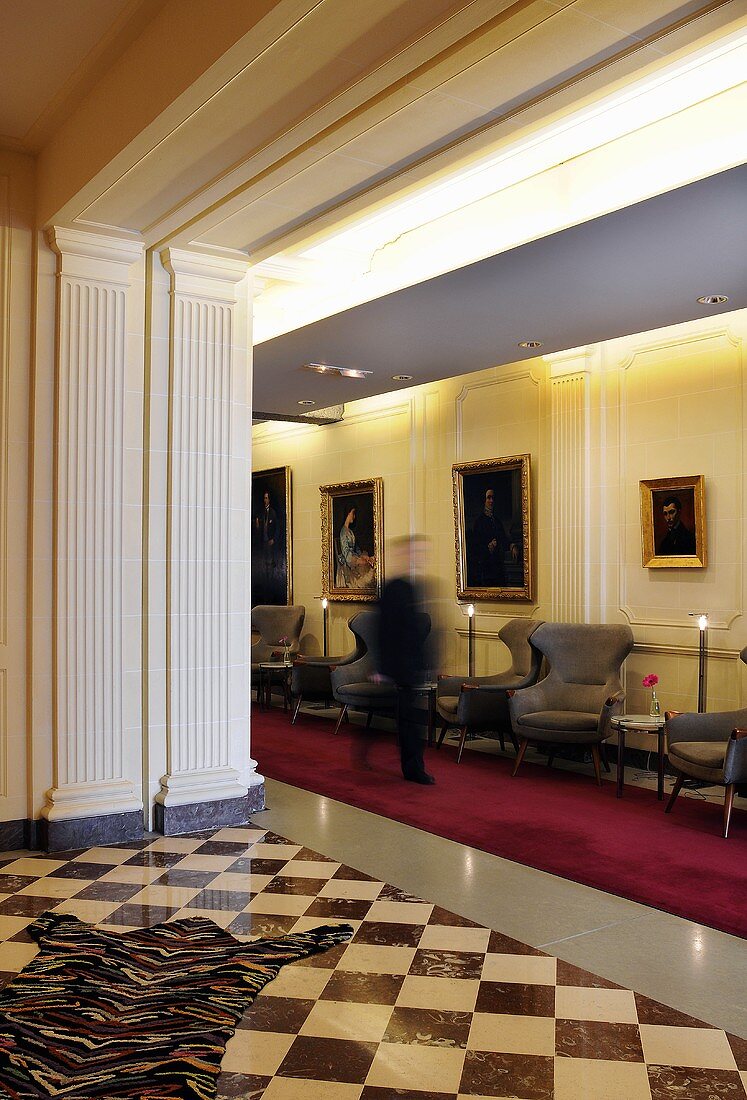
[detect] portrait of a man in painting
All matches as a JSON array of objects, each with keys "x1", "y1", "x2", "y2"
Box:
[
  {"x1": 453, "y1": 455, "x2": 532, "y2": 601},
  {"x1": 252, "y1": 466, "x2": 292, "y2": 605}
]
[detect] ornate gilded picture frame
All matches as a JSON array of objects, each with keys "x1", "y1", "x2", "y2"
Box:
[
  {"x1": 640, "y1": 474, "x2": 707, "y2": 568},
  {"x1": 252, "y1": 466, "x2": 293, "y2": 605},
  {"x1": 453, "y1": 455, "x2": 533, "y2": 601},
  {"x1": 321, "y1": 477, "x2": 383, "y2": 601}
]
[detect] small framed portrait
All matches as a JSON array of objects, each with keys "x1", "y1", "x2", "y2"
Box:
[
  {"x1": 252, "y1": 466, "x2": 293, "y2": 605},
  {"x1": 321, "y1": 478, "x2": 383, "y2": 601},
  {"x1": 640, "y1": 475, "x2": 707, "y2": 568},
  {"x1": 453, "y1": 455, "x2": 533, "y2": 601}
]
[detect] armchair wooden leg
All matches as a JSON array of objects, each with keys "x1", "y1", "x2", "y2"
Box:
[
  {"x1": 547, "y1": 750, "x2": 555, "y2": 769},
  {"x1": 365, "y1": 711, "x2": 373, "y2": 731},
  {"x1": 291, "y1": 695, "x2": 303, "y2": 724},
  {"x1": 600, "y1": 741, "x2": 611, "y2": 773},
  {"x1": 497, "y1": 731, "x2": 506, "y2": 753},
  {"x1": 456, "y1": 726, "x2": 469, "y2": 763},
  {"x1": 334, "y1": 705, "x2": 348, "y2": 735},
  {"x1": 512, "y1": 738, "x2": 529, "y2": 776},
  {"x1": 590, "y1": 744, "x2": 602, "y2": 786},
  {"x1": 436, "y1": 719, "x2": 450, "y2": 749},
  {"x1": 723, "y1": 784, "x2": 735, "y2": 838},
  {"x1": 665, "y1": 773, "x2": 684, "y2": 814}
]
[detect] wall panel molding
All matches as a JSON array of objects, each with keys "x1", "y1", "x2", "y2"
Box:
[
  {"x1": 454, "y1": 367, "x2": 540, "y2": 460},
  {"x1": 617, "y1": 325, "x2": 744, "y2": 631},
  {"x1": 0, "y1": 176, "x2": 9, "y2": 647}
]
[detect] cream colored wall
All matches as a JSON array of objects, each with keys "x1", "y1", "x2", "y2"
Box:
[
  {"x1": 253, "y1": 308, "x2": 747, "y2": 747},
  {"x1": 0, "y1": 151, "x2": 34, "y2": 825}
]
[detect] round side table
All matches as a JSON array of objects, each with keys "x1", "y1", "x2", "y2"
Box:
[{"x1": 610, "y1": 714, "x2": 666, "y2": 800}]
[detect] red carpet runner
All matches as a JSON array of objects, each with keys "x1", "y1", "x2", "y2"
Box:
[{"x1": 252, "y1": 708, "x2": 747, "y2": 939}]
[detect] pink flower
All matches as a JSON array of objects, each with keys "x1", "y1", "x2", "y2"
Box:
[
  {"x1": 278, "y1": 635, "x2": 289, "y2": 646},
  {"x1": 642, "y1": 673, "x2": 659, "y2": 688}
]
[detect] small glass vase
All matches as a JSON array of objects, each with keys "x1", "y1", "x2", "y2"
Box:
[
  {"x1": 283, "y1": 646, "x2": 292, "y2": 666},
  {"x1": 649, "y1": 688, "x2": 661, "y2": 718}
]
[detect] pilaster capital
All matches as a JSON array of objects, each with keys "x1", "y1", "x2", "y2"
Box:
[
  {"x1": 545, "y1": 344, "x2": 599, "y2": 379},
  {"x1": 160, "y1": 247, "x2": 250, "y2": 302},
  {"x1": 47, "y1": 226, "x2": 143, "y2": 284}
]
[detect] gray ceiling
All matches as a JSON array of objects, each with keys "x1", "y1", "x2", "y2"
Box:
[{"x1": 253, "y1": 165, "x2": 747, "y2": 415}]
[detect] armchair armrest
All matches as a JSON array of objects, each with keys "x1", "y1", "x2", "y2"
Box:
[
  {"x1": 667, "y1": 709, "x2": 747, "y2": 745},
  {"x1": 507, "y1": 680, "x2": 551, "y2": 727},
  {"x1": 724, "y1": 728, "x2": 747, "y2": 785},
  {"x1": 598, "y1": 691, "x2": 625, "y2": 739}
]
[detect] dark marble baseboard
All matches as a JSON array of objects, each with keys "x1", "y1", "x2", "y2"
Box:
[
  {"x1": 154, "y1": 784, "x2": 265, "y2": 836},
  {"x1": 38, "y1": 811, "x2": 144, "y2": 853},
  {"x1": 0, "y1": 819, "x2": 27, "y2": 851}
]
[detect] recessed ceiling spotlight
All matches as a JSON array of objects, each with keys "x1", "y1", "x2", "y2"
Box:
[
  {"x1": 304, "y1": 362, "x2": 372, "y2": 379},
  {"x1": 391, "y1": 374, "x2": 413, "y2": 381},
  {"x1": 697, "y1": 294, "x2": 728, "y2": 305},
  {"x1": 518, "y1": 340, "x2": 543, "y2": 349},
  {"x1": 297, "y1": 399, "x2": 316, "y2": 406}
]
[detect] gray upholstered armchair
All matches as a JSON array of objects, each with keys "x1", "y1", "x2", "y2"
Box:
[
  {"x1": 665, "y1": 709, "x2": 747, "y2": 838},
  {"x1": 509, "y1": 622, "x2": 633, "y2": 784},
  {"x1": 330, "y1": 610, "x2": 431, "y2": 733},
  {"x1": 435, "y1": 618, "x2": 544, "y2": 763},
  {"x1": 289, "y1": 617, "x2": 365, "y2": 723},
  {"x1": 251, "y1": 604, "x2": 305, "y2": 702}
]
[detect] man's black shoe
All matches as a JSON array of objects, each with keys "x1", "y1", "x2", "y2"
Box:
[{"x1": 404, "y1": 771, "x2": 435, "y2": 785}]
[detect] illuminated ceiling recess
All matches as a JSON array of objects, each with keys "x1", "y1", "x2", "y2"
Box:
[{"x1": 252, "y1": 21, "x2": 747, "y2": 346}]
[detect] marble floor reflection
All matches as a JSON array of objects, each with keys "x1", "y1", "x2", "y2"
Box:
[{"x1": 1, "y1": 821, "x2": 745, "y2": 1098}]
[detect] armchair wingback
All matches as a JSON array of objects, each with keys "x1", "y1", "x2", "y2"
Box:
[
  {"x1": 289, "y1": 617, "x2": 365, "y2": 723},
  {"x1": 509, "y1": 622, "x2": 633, "y2": 784},
  {"x1": 251, "y1": 605, "x2": 305, "y2": 665},
  {"x1": 330, "y1": 610, "x2": 431, "y2": 733},
  {"x1": 436, "y1": 618, "x2": 544, "y2": 761},
  {"x1": 665, "y1": 708, "x2": 747, "y2": 837}
]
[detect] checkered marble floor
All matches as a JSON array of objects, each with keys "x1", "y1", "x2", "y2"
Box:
[{"x1": 0, "y1": 826, "x2": 745, "y2": 1099}]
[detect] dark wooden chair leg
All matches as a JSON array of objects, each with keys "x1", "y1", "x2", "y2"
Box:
[
  {"x1": 497, "y1": 731, "x2": 506, "y2": 753},
  {"x1": 723, "y1": 784, "x2": 735, "y2": 838},
  {"x1": 291, "y1": 695, "x2": 303, "y2": 724},
  {"x1": 547, "y1": 750, "x2": 555, "y2": 769},
  {"x1": 334, "y1": 705, "x2": 348, "y2": 735},
  {"x1": 591, "y1": 744, "x2": 602, "y2": 786},
  {"x1": 365, "y1": 711, "x2": 373, "y2": 730},
  {"x1": 436, "y1": 719, "x2": 451, "y2": 749},
  {"x1": 456, "y1": 726, "x2": 469, "y2": 763},
  {"x1": 600, "y1": 741, "x2": 611, "y2": 773},
  {"x1": 665, "y1": 773, "x2": 684, "y2": 814},
  {"x1": 512, "y1": 738, "x2": 529, "y2": 776}
]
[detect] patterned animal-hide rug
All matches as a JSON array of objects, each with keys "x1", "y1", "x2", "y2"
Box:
[{"x1": 0, "y1": 912, "x2": 352, "y2": 1099}]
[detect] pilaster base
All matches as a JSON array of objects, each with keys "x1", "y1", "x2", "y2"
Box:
[
  {"x1": 153, "y1": 784, "x2": 265, "y2": 836},
  {"x1": 39, "y1": 810, "x2": 144, "y2": 852}
]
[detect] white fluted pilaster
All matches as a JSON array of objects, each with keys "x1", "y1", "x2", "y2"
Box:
[
  {"x1": 43, "y1": 228, "x2": 143, "y2": 822},
  {"x1": 548, "y1": 347, "x2": 595, "y2": 623},
  {"x1": 156, "y1": 250, "x2": 252, "y2": 810}
]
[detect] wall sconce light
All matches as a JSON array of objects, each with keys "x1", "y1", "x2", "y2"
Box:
[
  {"x1": 690, "y1": 612, "x2": 709, "y2": 712},
  {"x1": 467, "y1": 604, "x2": 475, "y2": 678}
]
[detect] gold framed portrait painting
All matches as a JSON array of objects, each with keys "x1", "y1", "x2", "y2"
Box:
[
  {"x1": 640, "y1": 475, "x2": 707, "y2": 568},
  {"x1": 252, "y1": 466, "x2": 293, "y2": 605},
  {"x1": 453, "y1": 454, "x2": 533, "y2": 601},
  {"x1": 321, "y1": 478, "x2": 383, "y2": 601}
]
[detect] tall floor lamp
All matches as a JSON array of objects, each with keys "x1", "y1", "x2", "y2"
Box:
[
  {"x1": 322, "y1": 597, "x2": 329, "y2": 657},
  {"x1": 689, "y1": 611, "x2": 709, "y2": 712},
  {"x1": 697, "y1": 613, "x2": 708, "y2": 713},
  {"x1": 467, "y1": 604, "x2": 475, "y2": 678}
]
